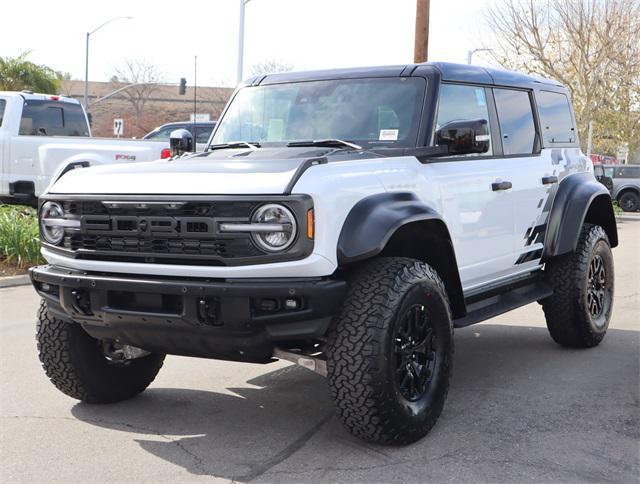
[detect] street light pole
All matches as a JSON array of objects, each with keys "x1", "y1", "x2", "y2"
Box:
[
  {"x1": 83, "y1": 16, "x2": 133, "y2": 111},
  {"x1": 237, "y1": 0, "x2": 252, "y2": 84},
  {"x1": 84, "y1": 32, "x2": 90, "y2": 111},
  {"x1": 467, "y1": 48, "x2": 492, "y2": 64}
]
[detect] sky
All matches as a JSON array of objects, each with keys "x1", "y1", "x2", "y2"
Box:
[{"x1": 1, "y1": 0, "x2": 497, "y2": 88}]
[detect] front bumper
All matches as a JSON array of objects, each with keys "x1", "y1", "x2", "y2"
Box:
[{"x1": 30, "y1": 265, "x2": 346, "y2": 363}]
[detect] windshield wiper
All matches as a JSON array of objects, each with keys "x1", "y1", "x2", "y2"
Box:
[
  {"x1": 208, "y1": 141, "x2": 260, "y2": 151},
  {"x1": 286, "y1": 139, "x2": 362, "y2": 150}
]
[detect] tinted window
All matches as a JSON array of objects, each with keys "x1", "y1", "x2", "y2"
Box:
[
  {"x1": 195, "y1": 126, "x2": 213, "y2": 143},
  {"x1": 494, "y1": 89, "x2": 536, "y2": 155},
  {"x1": 19, "y1": 100, "x2": 89, "y2": 136},
  {"x1": 0, "y1": 99, "x2": 5, "y2": 127},
  {"x1": 436, "y1": 84, "x2": 493, "y2": 156},
  {"x1": 614, "y1": 166, "x2": 640, "y2": 178},
  {"x1": 212, "y1": 77, "x2": 425, "y2": 148},
  {"x1": 63, "y1": 104, "x2": 90, "y2": 136},
  {"x1": 536, "y1": 91, "x2": 576, "y2": 144}
]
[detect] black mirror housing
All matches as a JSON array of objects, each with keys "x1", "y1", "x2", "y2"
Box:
[
  {"x1": 169, "y1": 129, "x2": 194, "y2": 157},
  {"x1": 435, "y1": 118, "x2": 490, "y2": 156}
]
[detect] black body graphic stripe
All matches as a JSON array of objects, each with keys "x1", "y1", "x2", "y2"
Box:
[
  {"x1": 524, "y1": 224, "x2": 547, "y2": 246},
  {"x1": 515, "y1": 248, "x2": 543, "y2": 265}
]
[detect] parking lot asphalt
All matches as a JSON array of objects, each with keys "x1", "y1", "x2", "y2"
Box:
[{"x1": 1, "y1": 220, "x2": 638, "y2": 483}]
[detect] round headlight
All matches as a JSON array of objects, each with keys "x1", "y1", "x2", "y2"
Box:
[
  {"x1": 251, "y1": 204, "x2": 297, "y2": 252},
  {"x1": 40, "y1": 201, "x2": 65, "y2": 245}
]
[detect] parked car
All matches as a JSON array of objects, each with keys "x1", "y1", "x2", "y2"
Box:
[
  {"x1": 594, "y1": 164, "x2": 640, "y2": 211},
  {"x1": 143, "y1": 121, "x2": 216, "y2": 145},
  {"x1": 30, "y1": 62, "x2": 617, "y2": 445},
  {"x1": 0, "y1": 91, "x2": 171, "y2": 204}
]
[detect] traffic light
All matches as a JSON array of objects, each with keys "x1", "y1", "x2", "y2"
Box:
[{"x1": 179, "y1": 78, "x2": 187, "y2": 95}]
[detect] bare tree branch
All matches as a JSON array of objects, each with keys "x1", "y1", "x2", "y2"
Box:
[{"x1": 485, "y1": 0, "x2": 640, "y2": 157}]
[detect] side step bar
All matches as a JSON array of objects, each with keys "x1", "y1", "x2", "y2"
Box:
[{"x1": 454, "y1": 280, "x2": 553, "y2": 328}]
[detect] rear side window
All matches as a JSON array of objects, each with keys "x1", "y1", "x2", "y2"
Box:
[
  {"x1": 436, "y1": 84, "x2": 493, "y2": 156},
  {"x1": 614, "y1": 166, "x2": 640, "y2": 178},
  {"x1": 19, "y1": 100, "x2": 89, "y2": 136},
  {"x1": 0, "y1": 99, "x2": 6, "y2": 127},
  {"x1": 536, "y1": 91, "x2": 576, "y2": 144},
  {"x1": 493, "y1": 89, "x2": 536, "y2": 155}
]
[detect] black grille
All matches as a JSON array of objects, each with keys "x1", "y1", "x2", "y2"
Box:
[
  {"x1": 62, "y1": 200, "x2": 258, "y2": 218},
  {"x1": 61, "y1": 200, "x2": 264, "y2": 264},
  {"x1": 65, "y1": 234, "x2": 262, "y2": 258}
]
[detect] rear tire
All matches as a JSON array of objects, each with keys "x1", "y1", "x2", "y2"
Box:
[
  {"x1": 326, "y1": 257, "x2": 453, "y2": 445},
  {"x1": 542, "y1": 224, "x2": 614, "y2": 348},
  {"x1": 36, "y1": 301, "x2": 165, "y2": 403},
  {"x1": 619, "y1": 191, "x2": 639, "y2": 212}
]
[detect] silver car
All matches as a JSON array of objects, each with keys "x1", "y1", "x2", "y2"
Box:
[{"x1": 594, "y1": 164, "x2": 640, "y2": 212}]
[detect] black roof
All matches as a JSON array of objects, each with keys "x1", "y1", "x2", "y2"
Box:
[{"x1": 250, "y1": 62, "x2": 563, "y2": 90}]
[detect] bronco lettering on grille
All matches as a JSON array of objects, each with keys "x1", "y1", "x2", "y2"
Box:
[{"x1": 80, "y1": 215, "x2": 217, "y2": 238}]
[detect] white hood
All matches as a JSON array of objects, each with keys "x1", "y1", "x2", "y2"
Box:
[{"x1": 48, "y1": 148, "x2": 328, "y2": 195}]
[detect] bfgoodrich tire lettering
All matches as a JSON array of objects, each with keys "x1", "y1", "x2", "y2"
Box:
[
  {"x1": 326, "y1": 257, "x2": 453, "y2": 445},
  {"x1": 542, "y1": 224, "x2": 614, "y2": 347},
  {"x1": 36, "y1": 301, "x2": 165, "y2": 403}
]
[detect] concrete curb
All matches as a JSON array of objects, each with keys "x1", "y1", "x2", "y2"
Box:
[
  {"x1": 616, "y1": 215, "x2": 640, "y2": 222},
  {"x1": 0, "y1": 274, "x2": 31, "y2": 288}
]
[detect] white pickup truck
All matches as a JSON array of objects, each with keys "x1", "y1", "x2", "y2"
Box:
[{"x1": 0, "y1": 91, "x2": 171, "y2": 203}]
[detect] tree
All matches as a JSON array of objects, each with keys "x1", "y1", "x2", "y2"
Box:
[
  {"x1": 485, "y1": 0, "x2": 640, "y2": 158},
  {"x1": 110, "y1": 60, "x2": 164, "y2": 131},
  {"x1": 249, "y1": 59, "x2": 294, "y2": 77},
  {"x1": 0, "y1": 52, "x2": 61, "y2": 93}
]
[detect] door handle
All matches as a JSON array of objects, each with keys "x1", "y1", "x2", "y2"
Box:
[
  {"x1": 542, "y1": 176, "x2": 558, "y2": 185},
  {"x1": 492, "y1": 181, "x2": 512, "y2": 191}
]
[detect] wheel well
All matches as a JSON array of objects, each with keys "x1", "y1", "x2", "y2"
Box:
[
  {"x1": 616, "y1": 187, "x2": 639, "y2": 200},
  {"x1": 377, "y1": 220, "x2": 466, "y2": 319},
  {"x1": 584, "y1": 194, "x2": 618, "y2": 247}
]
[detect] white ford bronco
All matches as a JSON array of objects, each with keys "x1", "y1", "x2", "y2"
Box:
[{"x1": 30, "y1": 63, "x2": 618, "y2": 445}]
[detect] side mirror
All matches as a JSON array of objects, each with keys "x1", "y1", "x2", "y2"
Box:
[
  {"x1": 169, "y1": 129, "x2": 194, "y2": 156},
  {"x1": 435, "y1": 118, "x2": 490, "y2": 156}
]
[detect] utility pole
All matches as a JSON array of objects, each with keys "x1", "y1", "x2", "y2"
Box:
[
  {"x1": 587, "y1": 120, "x2": 593, "y2": 156},
  {"x1": 414, "y1": 0, "x2": 430, "y2": 63}
]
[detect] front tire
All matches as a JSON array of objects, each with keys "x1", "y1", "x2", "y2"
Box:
[
  {"x1": 542, "y1": 224, "x2": 614, "y2": 348},
  {"x1": 326, "y1": 257, "x2": 453, "y2": 445},
  {"x1": 36, "y1": 301, "x2": 165, "y2": 403}
]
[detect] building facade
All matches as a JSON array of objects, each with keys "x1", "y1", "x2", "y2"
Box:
[{"x1": 61, "y1": 80, "x2": 234, "y2": 138}]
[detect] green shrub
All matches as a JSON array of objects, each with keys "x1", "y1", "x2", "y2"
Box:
[
  {"x1": 612, "y1": 201, "x2": 623, "y2": 215},
  {"x1": 0, "y1": 204, "x2": 44, "y2": 268}
]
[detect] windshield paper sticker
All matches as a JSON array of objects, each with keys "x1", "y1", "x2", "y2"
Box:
[{"x1": 379, "y1": 129, "x2": 399, "y2": 141}]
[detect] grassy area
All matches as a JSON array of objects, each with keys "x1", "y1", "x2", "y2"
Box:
[
  {"x1": 612, "y1": 201, "x2": 623, "y2": 215},
  {"x1": 0, "y1": 204, "x2": 44, "y2": 271}
]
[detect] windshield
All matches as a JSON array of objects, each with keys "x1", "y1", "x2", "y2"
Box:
[{"x1": 211, "y1": 77, "x2": 426, "y2": 148}]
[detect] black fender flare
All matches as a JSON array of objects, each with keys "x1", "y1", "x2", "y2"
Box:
[
  {"x1": 55, "y1": 161, "x2": 90, "y2": 183},
  {"x1": 543, "y1": 172, "x2": 618, "y2": 259},
  {"x1": 337, "y1": 192, "x2": 445, "y2": 264}
]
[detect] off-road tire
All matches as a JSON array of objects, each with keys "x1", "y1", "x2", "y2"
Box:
[
  {"x1": 36, "y1": 301, "x2": 165, "y2": 403},
  {"x1": 542, "y1": 224, "x2": 614, "y2": 348},
  {"x1": 326, "y1": 257, "x2": 453, "y2": 445},
  {"x1": 619, "y1": 191, "x2": 639, "y2": 212}
]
